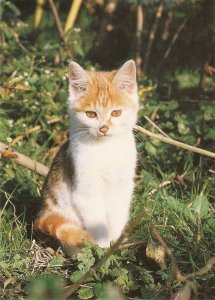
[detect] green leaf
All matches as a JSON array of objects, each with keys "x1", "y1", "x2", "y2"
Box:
[
  {"x1": 5, "y1": 1, "x2": 21, "y2": 16},
  {"x1": 4, "y1": 167, "x2": 15, "y2": 178},
  {"x1": 205, "y1": 128, "x2": 215, "y2": 139},
  {"x1": 168, "y1": 100, "x2": 179, "y2": 110},
  {"x1": 192, "y1": 193, "x2": 209, "y2": 217},
  {"x1": 145, "y1": 142, "x2": 157, "y2": 156},
  {"x1": 93, "y1": 283, "x2": 105, "y2": 298},
  {"x1": 0, "y1": 261, "x2": 9, "y2": 270},
  {"x1": 70, "y1": 270, "x2": 86, "y2": 283},
  {"x1": 48, "y1": 255, "x2": 65, "y2": 267},
  {"x1": 78, "y1": 287, "x2": 94, "y2": 299}
]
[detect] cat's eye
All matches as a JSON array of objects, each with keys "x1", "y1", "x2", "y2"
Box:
[
  {"x1": 111, "y1": 110, "x2": 122, "y2": 117},
  {"x1": 86, "y1": 111, "x2": 97, "y2": 118}
]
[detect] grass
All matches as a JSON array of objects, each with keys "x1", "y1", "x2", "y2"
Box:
[{"x1": 0, "y1": 68, "x2": 215, "y2": 299}]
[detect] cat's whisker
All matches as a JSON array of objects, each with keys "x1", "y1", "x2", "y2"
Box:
[{"x1": 133, "y1": 132, "x2": 145, "y2": 144}]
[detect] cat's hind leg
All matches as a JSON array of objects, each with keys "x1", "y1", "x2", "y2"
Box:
[{"x1": 34, "y1": 213, "x2": 94, "y2": 248}]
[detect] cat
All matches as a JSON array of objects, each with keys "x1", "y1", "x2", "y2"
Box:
[{"x1": 34, "y1": 60, "x2": 139, "y2": 251}]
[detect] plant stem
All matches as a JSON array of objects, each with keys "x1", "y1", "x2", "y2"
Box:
[{"x1": 134, "y1": 125, "x2": 215, "y2": 158}]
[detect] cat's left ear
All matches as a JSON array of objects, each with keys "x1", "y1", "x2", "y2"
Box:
[
  {"x1": 68, "y1": 61, "x2": 89, "y2": 101},
  {"x1": 114, "y1": 60, "x2": 137, "y2": 94}
]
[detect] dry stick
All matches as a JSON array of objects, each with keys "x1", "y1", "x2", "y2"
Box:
[
  {"x1": 143, "y1": 1, "x2": 164, "y2": 74},
  {"x1": 48, "y1": 0, "x2": 65, "y2": 41},
  {"x1": 0, "y1": 123, "x2": 214, "y2": 178},
  {"x1": 0, "y1": 24, "x2": 32, "y2": 57},
  {"x1": 162, "y1": 11, "x2": 173, "y2": 41},
  {"x1": 34, "y1": 0, "x2": 46, "y2": 28},
  {"x1": 11, "y1": 117, "x2": 61, "y2": 145},
  {"x1": 64, "y1": 0, "x2": 83, "y2": 33},
  {"x1": 156, "y1": 16, "x2": 188, "y2": 74},
  {"x1": 151, "y1": 228, "x2": 215, "y2": 284},
  {"x1": 148, "y1": 180, "x2": 172, "y2": 196},
  {"x1": 48, "y1": 0, "x2": 72, "y2": 62},
  {"x1": 135, "y1": 1, "x2": 144, "y2": 80},
  {"x1": 144, "y1": 115, "x2": 171, "y2": 139},
  {"x1": 0, "y1": 142, "x2": 49, "y2": 177},
  {"x1": 134, "y1": 125, "x2": 215, "y2": 159},
  {"x1": 97, "y1": 0, "x2": 118, "y2": 48},
  {"x1": 184, "y1": 257, "x2": 215, "y2": 280},
  {"x1": 63, "y1": 208, "x2": 150, "y2": 299},
  {"x1": 12, "y1": 126, "x2": 41, "y2": 145},
  {"x1": 119, "y1": 241, "x2": 146, "y2": 249},
  {"x1": 150, "y1": 226, "x2": 184, "y2": 282}
]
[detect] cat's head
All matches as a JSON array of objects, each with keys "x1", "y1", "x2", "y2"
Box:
[{"x1": 68, "y1": 60, "x2": 138, "y2": 138}]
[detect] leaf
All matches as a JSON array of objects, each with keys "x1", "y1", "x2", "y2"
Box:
[
  {"x1": 13, "y1": 82, "x2": 30, "y2": 91},
  {"x1": 48, "y1": 255, "x2": 65, "y2": 267},
  {"x1": 0, "y1": 261, "x2": 9, "y2": 270},
  {"x1": 76, "y1": 248, "x2": 95, "y2": 270},
  {"x1": 168, "y1": 100, "x2": 179, "y2": 110},
  {"x1": 93, "y1": 283, "x2": 105, "y2": 297},
  {"x1": 205, "y1": 129, "x2": 215, "y2": 139},
  {"x1": 1, "y1": 149, "x2": 18, "y2": 159},
  {"x1": 146, "y1": 239, "x2": 165, "y2": 266},
  {"x1": 70, "y1": 270, "x2": 86, "y2": 283},
  {"x1": 0, "y1": 86, "x2": 7, "y2": 96},
  {"x1": 78, "y1": 287, "x2": 94, "y2": 299},
  {"x1": 4, "y1": 76, "x2": 24, "y2": 89},
  {"x1": 5, "y1": 2, "x2": 21, "y2": 16},
  {"x1": 145, "y1": 141, "x2": 157, "y2": 156},
  {"x1": 192, "y1": 193, "x2": 209, "y2": 217},
  {"x1": 4, "y1": 277, "x2": 16, "y2": 290},
  {"x1": 4, "y1": 167, "x2": 15, "y2": 178}
]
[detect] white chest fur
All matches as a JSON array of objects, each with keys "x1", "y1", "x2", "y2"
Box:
[{"x1": 70, "y1": 133, "x2": 136, "y2": 182}]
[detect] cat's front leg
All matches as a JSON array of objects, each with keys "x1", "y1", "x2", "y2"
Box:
[
  {"x1": 73, "y1": 192, "x2": 111, "y2": 248},
  {"x1": 106, "y1": 181, "x2": 133, "y2": 243}
]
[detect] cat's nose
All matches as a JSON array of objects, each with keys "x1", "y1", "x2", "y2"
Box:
[{"x1": 99, "y1": 125, "x2": 109, "y2": 134}]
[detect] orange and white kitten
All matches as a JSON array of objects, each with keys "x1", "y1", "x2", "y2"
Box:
[{"x1": 35, "y1": 60, "x2": 139, "y2": 251}]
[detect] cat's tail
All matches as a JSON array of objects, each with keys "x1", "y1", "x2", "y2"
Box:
[{"x1": 34, "y1": 213, "x2": 94, "y2": 247}]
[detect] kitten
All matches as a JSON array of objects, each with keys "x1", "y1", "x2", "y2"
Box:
[{"x1": 34, "y1": 60, "x2": 139, "y2": 251}]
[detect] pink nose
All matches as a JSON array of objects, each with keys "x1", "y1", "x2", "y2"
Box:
[{"x1": 99, "y1": 125, "x2": 109, "y2": 134}]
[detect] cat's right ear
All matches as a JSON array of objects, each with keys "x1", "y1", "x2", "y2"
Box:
[{"x1": 68, "y1": 62, "x2": 89, "y2": 101}]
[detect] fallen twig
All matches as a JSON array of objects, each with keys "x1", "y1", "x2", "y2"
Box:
[
  {"x1": 148, "y1": 180, "x2": 172, "y2": 196},
  {"x1": 11, "y1": 117, "x2": 61, "y2": 145},
  {"x1": 34, "y1": 0, "x2": 46, "y2": 28},
  {"x1": 156, "y1": 16, "x2": 188, "y2": 74},
  {"x1": 119, "y1": 241, "x2": 146, "y2": 249},
  {"x1": 143, "y1": 1, "x2": 164, "y2": 74},
  {"x1": 48, "y1": 0, "x2": 65, "y2": 41},
  {"x1": 0, "y1": 24, "x2": 32, "y2": 57},
  {"x1": 184, "y1": 257, "x2": 215, "y2": 280},
  {"x1": 150, "y1": 226, "x2": 184, "y2": 282},
  {"x1": 144, "y1": 115, "x2": 171, "y2": 139},
  {"x1": 64, "y1": 0, "x2": 83, "y2": 33},
  {"x1": 0, "y1": 142, "x2": 49, "y2": 177},
  {"x1": 150, "y1": 226, "x2": 215, "y2": 285},
  {"x1": 135, "y1": 1, "x2": 144, "y2": 79},
  {"x1": 135, "y1": 125, "x2": 215, "y2": 158}
]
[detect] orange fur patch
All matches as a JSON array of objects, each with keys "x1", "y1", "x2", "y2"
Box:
[
  {"x1": 73, "y1": 71, "x2": 136, "y2": 112},
  {"x1": 34, "y1": 213, "x2": 94, "y2": 247}
]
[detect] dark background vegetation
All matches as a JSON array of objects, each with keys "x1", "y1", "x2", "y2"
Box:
[{"x1": 0, "y1": 0, "x2": 214, "y2": 299}]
